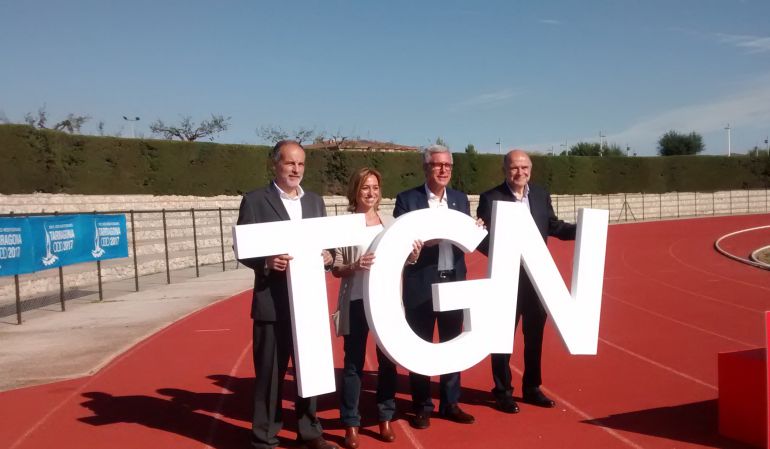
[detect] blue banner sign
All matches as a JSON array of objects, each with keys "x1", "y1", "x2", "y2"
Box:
[
  {"x1": 0, "y1": 214, "x2": 128, "y2": 277},
  {"x1": 0, "y1": 218, "x2": 33, "y2": 276},
  {"x1": 92, "y1": 216, "x2": 129, "y2": 260}
]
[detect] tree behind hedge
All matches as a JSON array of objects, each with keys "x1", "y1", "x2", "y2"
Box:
[{"x1": 658, "y1": 131, "x2": 704, "y2": 156}]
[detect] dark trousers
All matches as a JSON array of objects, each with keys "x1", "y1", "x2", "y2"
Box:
[
  {"x1": 491, "y1": 277, "x2": 547, "y2": 398},
  {"x1": 339, "y1": 300, "x2": 397, "y2": 426},
  {"x1": 404, "y1": 296, "x2": 464, "y2": 414},
  {"x1": 251, "y1": 321, "x2": 322, "y2": 449}
]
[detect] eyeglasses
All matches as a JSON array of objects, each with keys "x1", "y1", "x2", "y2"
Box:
[{"x1": 427, "y1": 162, "x2": 453, "y2": 171}]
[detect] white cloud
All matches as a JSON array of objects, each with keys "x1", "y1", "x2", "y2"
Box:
[
  {"x1": 516, "y1": 76, "x2": 770, "y2": 156},
  {"x1": 717, "y1": 33, "x2": 770, "y2": 53},
  {"x1": 608, "y1": 77, "x2": 770, "y2": 153},
  {"x1": 450, "y1": 88, "x2": 522, "y2": 112},
  {"x1": 539, "y1": 19, "x2": 562, "y2": 26}
]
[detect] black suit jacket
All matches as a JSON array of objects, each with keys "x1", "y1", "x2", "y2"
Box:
[
  {"x1": 476, "y1": 182, "x2": 576, "y2": 256},
  {"x1": 393, "y1": 185, "x2": 470, "y2": 309},
  {"x1": 236, "y1": 183, "x2": 327, "y2": 322}
]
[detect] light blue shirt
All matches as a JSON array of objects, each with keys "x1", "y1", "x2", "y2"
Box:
[{"x1": 506, "y1": 182, "x2": 530, "y2": 211}]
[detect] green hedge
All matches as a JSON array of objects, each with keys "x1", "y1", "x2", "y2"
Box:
[
  {"x1": 1, "y1": 125, "x2": 768, "y2": 196},
  {"x1": 0, "y1": 125, "x2": 271, "y2": 195}
]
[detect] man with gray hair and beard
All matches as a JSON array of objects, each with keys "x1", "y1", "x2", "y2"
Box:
[{"x1": 236, "y1": 140, "x2": 338, "y2": 449}]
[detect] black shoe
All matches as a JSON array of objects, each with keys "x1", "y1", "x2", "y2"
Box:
[
  {"x1": 522, "y1": 387, "x2": 556, "y2": 408},
  {"x1": 440, "y1": 404, "x2": 475, "y2": 424},
  {"x1": 410, "y1": 411, "x2": 431, "y2": 429},
  {"x1": 494, "y1": 396, "x2": 520, "y2": 414}
]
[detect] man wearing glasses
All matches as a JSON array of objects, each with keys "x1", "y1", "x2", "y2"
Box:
[{"x1": 393, "y1": 144, "x2": 476, "y2": 430}]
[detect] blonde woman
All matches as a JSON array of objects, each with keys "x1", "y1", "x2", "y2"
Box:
[{"x1": 333, "y1": 168, "x2": 421, "y2": 449}]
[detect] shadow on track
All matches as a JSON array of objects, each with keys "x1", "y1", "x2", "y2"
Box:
[
  {"x1": 78, "y1": 370, "x2": 499, "y2": 449},
  {"x1": 584, "y1": 400, "x2": 755, "y2": 449}
]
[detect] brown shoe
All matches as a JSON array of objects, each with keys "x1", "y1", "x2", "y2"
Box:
[
  {"x1": 343, "y1": 426, "x2": 359, "y2": 449},
  {"x1": 305, "y1": 436, "x2": 339, "y2": 449},
  {"x1": 440, "y1": 404, "x2": 475, "y2": 424},
  {"x1": 378, "y1": 420, "x2": 396, "y2": 442}
]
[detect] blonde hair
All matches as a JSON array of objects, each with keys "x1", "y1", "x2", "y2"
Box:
[{"x1": 346, "y1": 167, "x2": 382, "y2": 212}]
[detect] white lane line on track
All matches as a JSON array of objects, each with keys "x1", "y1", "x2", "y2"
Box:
[
  {"x1": 509, "y1": 366, "x2": 645, "y2": 449},
  {"x1": 204, "y1": 341, "x2": 253, "y2": 449},
  {"x1": 363, "y1": 354, "x2": 426, "y2": 449},
  {"x1": 604, "y1": 291, "x2": 757, "y2": 347},
  {"x1": 9, "y1": 384, "x2": 87, "y2": 449},
  {"x1": 8, "y1": 308, "x2": 194, "y2": 449},
  {"x1": 195, "y1": 328, "x2": 232, "y2": 332},
  {"x1": 621, "y1": 249, "x2": 763, "y2": 314},
  {"x1": 668, "y1": 239, "x2": 770, "y2": 292},
  {"x1": 599, "y1": 338, "x2": 716, "y2": 390}
]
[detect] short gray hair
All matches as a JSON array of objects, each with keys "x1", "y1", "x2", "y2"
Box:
[{"x1": 422, "y1": 144, "x2": 453, "y2": 164}]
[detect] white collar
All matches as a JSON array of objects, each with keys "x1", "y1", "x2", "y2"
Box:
[
  {"x1": 273, "y1": 182, "x2": 305, "y2": 200},
  {"x1": 424, "y1": 184, "x2": 447, "y2": 202},
  {"x1": 505, "y1": 182, "x2": 529, "y2": 200}
]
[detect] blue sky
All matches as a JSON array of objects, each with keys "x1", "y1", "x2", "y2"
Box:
[{"x1": 2, "y1": 0, "x2": 770, "y2": 156}]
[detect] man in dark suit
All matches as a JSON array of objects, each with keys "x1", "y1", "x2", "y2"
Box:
[
  {"x1": 393, "y1": 144, "x2": 476, "y2": 430},
  {"x1": 476, "y1": 149, "x2": 576, "y2": 414},
  {"x1": 236, "y1": 140, "x2": 338, "y2": 449}
]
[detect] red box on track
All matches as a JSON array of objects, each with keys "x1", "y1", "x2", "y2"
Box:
[{"x1": 718, "y1": 347, "x2": 768, "y2": 448}]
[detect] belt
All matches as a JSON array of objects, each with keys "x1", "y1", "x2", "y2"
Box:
[{"x1": 437, "y1": 269, "x2": 456, "y2": 280}]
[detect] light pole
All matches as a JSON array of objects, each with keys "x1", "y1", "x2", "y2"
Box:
[
  {"x1": 123, "y1": 116, "x2": 140, "y2": 139},
  {"x1": 598, "y1": 131, "x2": 606, "y2": 156},
  {"x1": 560, "y1": 140, "x2": 568, "y2": 155},
  {"x1": 496, "y1": 138, "x2": 502, "y2": 154},
  {"x1": 724, "y1": 123, "x2": 731, "y2": 157}
]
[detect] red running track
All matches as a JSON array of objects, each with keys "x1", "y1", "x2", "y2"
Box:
[{"x1": 1, "y1": 214, "x2": 768, "y2": 449}]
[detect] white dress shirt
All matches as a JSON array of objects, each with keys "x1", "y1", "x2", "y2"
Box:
[
  {"x1": 425, "y1": 184, "x2": 454, "y2": 271},
  {"x1": 274, "y1": 182, "x2": 304, "y2": 220}
]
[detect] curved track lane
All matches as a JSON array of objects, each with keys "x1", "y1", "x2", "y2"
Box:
[{"x1": 1, "y1": 214, "x2": 767, "y2": 449}]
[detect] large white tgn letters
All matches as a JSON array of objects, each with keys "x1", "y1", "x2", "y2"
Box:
[
  {"x1": 232, "y1": 202, "x2": 609, "y2": 398},
  {"x1": 233, "y1": 214, "x2": 371, "y2": 398}
]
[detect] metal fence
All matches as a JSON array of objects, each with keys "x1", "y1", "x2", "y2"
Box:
[
  {"x1": 376, "y1": 189, "x2": 770, "y2": 223},
  {"x1": 2, "y1": 188, "x2": 768, "y2": 324},
  {"x1": 0, "y1": 208, "x2": 241, "y2": 325},
  {"x1": 549, "y1": 189, "x2": 770, "y2": 224}
]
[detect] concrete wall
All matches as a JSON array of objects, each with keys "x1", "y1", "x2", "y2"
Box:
[
  {"x1": 1, "y1": 189, "x2": 768, "y2": 312},
  {"x1": 550, "y1": 190, "x2": 770, "y2": 223}
]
